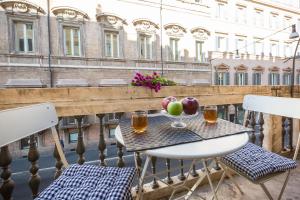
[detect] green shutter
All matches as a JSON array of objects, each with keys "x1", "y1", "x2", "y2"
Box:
[
  {"x1": 215, "y1": 72, "x2": 218, "y2": 85},
  {"x1": 252, "y1": 73, "x2": 255, "y2": 85},
  {"x1": 226, "y1": 72, "x2": 230, "y2": 85},
  {"x1": 277, "y1": 74, "x2": 280, "y2": 85},
  {"x1": 268, "y1": 73, "x2": 272, "y2": 85},
  {"x1": 245, "y1": 73, "x2": 248, "y2": 85},
  {"x1": 234, "y1": 73, "x2": 238, "y2": 85},
  {"x1": 297, "y1": 74, "x2": 300, "y2": 85}
]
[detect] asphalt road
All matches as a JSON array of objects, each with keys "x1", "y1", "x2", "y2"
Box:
[{"x1": 8, "y1": 144, "x2": 203, "y2": 200}]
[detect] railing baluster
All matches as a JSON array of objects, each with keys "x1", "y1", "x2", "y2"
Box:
[
  {"x1": 284, "y1": 118, "x2": 293, "y2": 151},
  {"x1": 75, "y1": 116, "x2": 85, "y2": 165},
  {"x1": 282, "y1": 117, "x2": 287, "y2": 151},
  {"x1": 192, "y1": 163, "x2": 199, "y2": 177},
  {"x1": 249, "y1": 111, "x2": 256, "y2": 144},
  {"x1": 288, "y1": 118, "x2": 293, "y2": 151},
  {"x1": 135, "y1": 152, "x2": 143, "y2": 191},
  {"x1": 28, "y1": 134, "x2": 40, "y2": 198},
  {"x1": 117, "y1": 142, "x2": 125, "y2": 168},
  {"x1": 0, "y1": 146, "x2": 14, "y2": 200},
  {"x1": 258, "y1": 113, "x2": 264, "y2": 147},
  {"x1": 97, "y1": 114, "x2": 106, "y2": 166},
  {"x1": 151, "y1": 156, "x2": 159, "y2": 189},
  {"x1": 165, "y1": 158, "x2": 173, "y2": 184},
  {"x1": 178, "y1": 159, "x2": 186, "y2": 181},
  {"x1": 53, "y1": 118, "x2": 63, "y2": 179}
]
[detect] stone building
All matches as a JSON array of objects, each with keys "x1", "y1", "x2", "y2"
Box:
[{"x1": 1, "y1": 0, "x2": 300, "y2": 157}]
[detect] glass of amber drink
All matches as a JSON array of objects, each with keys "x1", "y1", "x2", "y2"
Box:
[
  {"x1": 203, "y1": 105, "x2": 217, "y2": 124},
  {"x1": 131, "y1": 111, "x2": 148, "y2": 134}
]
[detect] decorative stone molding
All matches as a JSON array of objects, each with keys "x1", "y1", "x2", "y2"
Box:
[
  {"x1": 269, "y1": 66, "x2": 280, "y2": 72},
  {"x1": 96, "y1": 13, "x2": 127, "y2": 28},
  {"x1": 252, "y1": 66, "x2": 264, "y2": 72},
  {"x1": 52, "y1": 6, "x2": 89, "y2": 21},
  {"x1": 164, "y1": 23, "x2": 186, "y2": 37},
  {"x1": 0, "y1": 0, "x2": 45, "y2": 15},
  {"x1": 177, "y1": 0, "x2": 204, "y2": 5},
  {"x1": 235, "y1": 64, "x2": 248, "y2": 71},
  {"x1": 215, "y1": 63, "x2": 230, "y2": 72},
  {"x1": 282, "y1": 67, "x2": 292, "y2": 72},
  {"x1": 191, "y1": 27, "x2": 210, "y2": 41},
  {"x1": 132, "y1": 19, "x2": 159, "y2": 34}
]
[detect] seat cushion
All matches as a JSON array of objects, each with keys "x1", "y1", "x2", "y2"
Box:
[
  {"x1": 35, "y1": 164, "x2": 136, "y2": 200},
  {"x1": 221, "y1": 143, "x2": 297, "y2": 181}
]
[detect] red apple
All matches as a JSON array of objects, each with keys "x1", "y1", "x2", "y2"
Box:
[
  {"x1": 182, "y1": 97, "x2": 199, "y2": 115},
  {"x1": 161, "y1": 96, "x2": 177, "y2": 110}
]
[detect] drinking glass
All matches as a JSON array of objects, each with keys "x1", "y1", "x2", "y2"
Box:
[
  {"x1": 131, "y1": 111, "x2": 148, "y2": 134},
  {"x1": 203, "y1": 105, "x2": 217, "y2": 124}
]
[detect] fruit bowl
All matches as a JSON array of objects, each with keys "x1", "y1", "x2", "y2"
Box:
[{"x1": 161, "y1": 110, "x2": 199, "y2": 128}]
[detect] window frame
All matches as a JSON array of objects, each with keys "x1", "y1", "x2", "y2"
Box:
[
  {"x1": 169, "y1": 37, "x2": 180, "y2": 61},
  {"x1": 63, "y1": 26, "x2": 82, "y2": 57},
  {"x1": 7, "y1": 15, "x2": 39, "y2": 54},
  {"x1": 252, "y1": 72, "x2": 262, "y2": 85},
  {"x1": 104, "y1": 30, "x2": 120, "y2": 58},
  {"x1": 138, "y1": 33, "x2": 152, "y2": 60}
]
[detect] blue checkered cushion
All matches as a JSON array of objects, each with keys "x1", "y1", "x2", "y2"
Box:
[
  {"x1": 35, "y1": 164, "x2": 136, "y2": 200},
  {"x1": 221, "y1": 143, "x2": 297, "y2": 181}
]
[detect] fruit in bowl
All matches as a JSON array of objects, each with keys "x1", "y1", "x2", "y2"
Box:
[
  {"x1": 181, "y1": 97, "x2": 199, "y2": 115},
  {"x1": 167, "y1": 101, "x2": 183, "y2": 116},
  {"x1": 161, "y1": 96, "x2": 177, "y2": 111}
]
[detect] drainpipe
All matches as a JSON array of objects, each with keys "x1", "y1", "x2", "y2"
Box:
[{"x1": 47, "y1": 0, "x2": 53, "y2": 87}]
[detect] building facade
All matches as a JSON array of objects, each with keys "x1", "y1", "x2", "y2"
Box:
[{"x1": 1, "y1": 0, "x2": 300, "y2": 156}]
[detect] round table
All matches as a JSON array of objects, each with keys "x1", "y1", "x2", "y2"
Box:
[{"x1": 115, "y1": 126, "x2": 249, "y2": 200}]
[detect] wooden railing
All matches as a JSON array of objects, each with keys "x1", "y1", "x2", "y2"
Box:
[{"x1": 0, "y1": 85, "x2": 296, "y2": 200}]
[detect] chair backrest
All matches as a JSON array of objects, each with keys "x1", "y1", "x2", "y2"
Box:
[
  {"x1": 243, "y1": 95, "x2": 300, "y2": 160},
  {"x1": 0, "y1": 103, "x2": 68, "y2": 167}
]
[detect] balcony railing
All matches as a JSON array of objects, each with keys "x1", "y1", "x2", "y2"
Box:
[{"x1": 0, "y1": 85, "x2": 297, "y2": 199}]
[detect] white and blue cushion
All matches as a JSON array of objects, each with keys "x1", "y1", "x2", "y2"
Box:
[
  {"x1": 35, "y1": 164, "x2": 136, "y2": 200},
  {"x1": 221, "y1": 143, "x2": 297, "y2": 181}
]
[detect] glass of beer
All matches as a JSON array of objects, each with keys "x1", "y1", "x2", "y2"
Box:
[
  {"x1": 203, "y1": 105, "x2": 217, "y2": 124},
  {"x1": 131, "y1": 111, "x2": 148, "y2": 134}
]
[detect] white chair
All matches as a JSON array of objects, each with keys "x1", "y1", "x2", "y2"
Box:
[
  {"x1": 220, "y1": 95, "x2": 299, "y2": 200},
  {"x1": 0, "y1": 103, "x2": 135, "y2": 200}
]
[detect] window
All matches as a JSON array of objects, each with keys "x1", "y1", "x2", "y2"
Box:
[
  {"x1": 20, "y1": 136, "x2": 38, "y2": 150},
  {"x1": 297, "y1": 74, "x2": 300, "y2": 84},
  {"x1": 139, "y1": 34, "x2": 152, "y2": 59},
  {"x1": 14, "y1": 21, "x2": 34, "y2": 53},
  {"x1": 284, "y1": 43, "x2": 291, "y2": 57},
  {"x1": 195, "y1": 41, "x2": 204, "y2": 62},
  {"x1": 236, "y1": 37, "x2": 247, "y2": 53},
  {"x1": 254, "y1": 10, "x2": 264, "y2": 27},
  {"x1": 270, "y1": 13, "x2": 279, "y2": 29},
  {"x1": 235, "y1": 72, "x2": 248, "y2": 85},
  {"x1": 215, "y1": 72, "x2": 230, "y2": 85},
  {"x1": 252, "y1": 73, "x2": 262, "y2": 85},
  {"x1": 283, "y1": 73, "x2": 292, "y2": 85},
  {"x1": 69, "y1": 131, "x2": 78, "y2": 143},
  {"x1": 270, "y1": 42, "x2": 279, "y2": 56},
  {"x1": 254, "y1": 39, "x2": 263, "y2": 55},
  {"x1": 63, "y1": 26, "x2": 81, "y2": 56},
  {"x1": 215, "y1": 35, "x2": 228, "y2": 52},
  {"x1": 236, "y1": 6, "x2": 246, "y2": 24},
  {"x1": 169, "y1": 38, "x2": 180, "y2": 61},
  {"x1": 269, "y1": 73, "x2": 280, "y2": 85},
  {"x1": 216, "y1": 3, "x2": 227, "y2": 19},
  {"x1": 105, "y1": 31, "x2": 119, "y2": 58}
]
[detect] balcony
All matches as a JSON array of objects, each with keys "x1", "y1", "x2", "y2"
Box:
[{"x1": 0, "y1": 85, "x2": 299, "y2": 200}]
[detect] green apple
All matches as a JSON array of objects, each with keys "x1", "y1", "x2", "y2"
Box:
[{"x1": 167, "y1": 101, "x2": 183, "y2": 116}]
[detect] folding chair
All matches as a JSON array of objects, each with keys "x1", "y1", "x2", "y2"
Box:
[
  {"x1": 220, "y1": 95, "x2": 299, "y2": 200},
  {"x1": 0, "y1": 103, "x2": 135, "y2": 200}
]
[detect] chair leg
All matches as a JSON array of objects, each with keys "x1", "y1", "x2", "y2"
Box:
[
  {"x1": 136, "y1": 156, "x2": 151, "y2": 200},
  {"x1": 260, "y1": 183, "x2": 274, "y2": 200},
  {"x1": 277, "y1": 171, "x2": 291, "y2": 200}
]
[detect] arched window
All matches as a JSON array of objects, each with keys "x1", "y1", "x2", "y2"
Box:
[
  {"x1": 268, "y1": 66, "x2": 280, "y2": 85},
  {"x1": 191, "y1": 27, "x2": 210, "y2": 62},
  {"x1": 214, "y1": 63, "x2": 230, "y2": 85},
  {"x1": 234, "y1": 65, "x2": 248, "y2": 86}
]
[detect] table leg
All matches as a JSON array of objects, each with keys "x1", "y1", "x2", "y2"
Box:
[
  {"x1": 137, "y1": 155, "x2": 151, "y2": 200},
  {"x1": 203, "y1": 160, "x2": 219, "y2": 200},
  {"x1": 218, "y1": 162, "x2": 243, "y2": 195}
]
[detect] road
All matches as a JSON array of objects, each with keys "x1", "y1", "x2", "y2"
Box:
[{"x1": 9, "y1": 144, "x2": 201, "y2": 200}]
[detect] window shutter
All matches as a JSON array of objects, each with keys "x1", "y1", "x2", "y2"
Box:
[
  {"x1": 297, "y1": 74, "x2": 300, "y2": 85},
  {"x1": 277, "y1": 74, "x2": 280, "y2": 85},
  {"x1": 252, "y1": 73, "x2": 255, "y2": 85},
  {"x1": 268, "y1": 73, "x2": 272, "y2": 85},
  {"x1": 215, "y1": 72, "x2": 218, "y2": 85},
  {"x1": 215, "y1": 36, "x2": 218, "y2": 51},
  {"x1": 258, "y1": 73, "x2": 261, "y2": 85},
  {"x1": 245, "y1": 73, "x2": 248, "y2": 85},
  {"x1": 283, "y1": 74, "x2": 286, "y2": 85},
  {"x1": 226, "y1": 72, "x2": 230, "y2": 85},
  {"x1": 234, "y1": 73, "x2": 238, "y2": 85}
]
